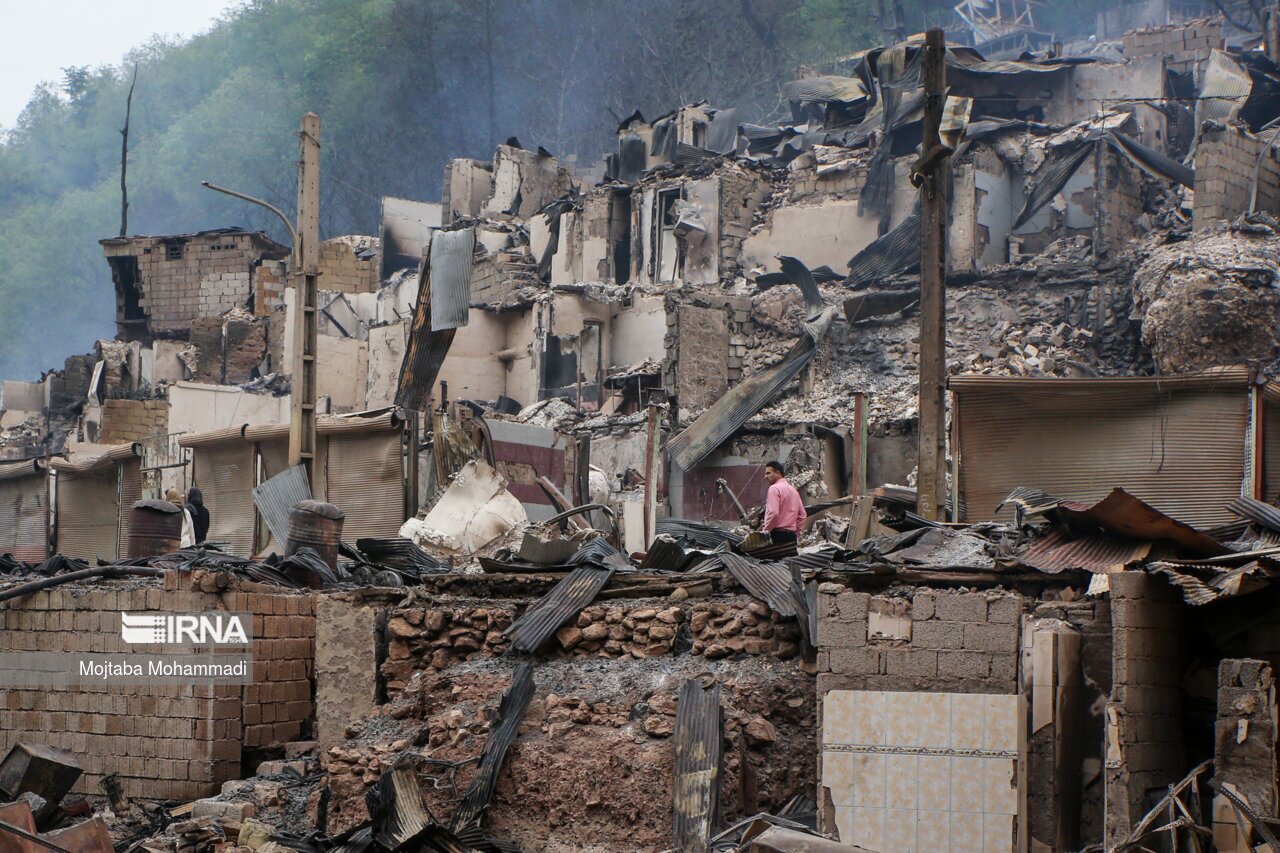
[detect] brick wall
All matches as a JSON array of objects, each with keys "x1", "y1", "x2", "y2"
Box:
[
  {"x1": 0, "y1": 573, "x2": 314, "y2": 801},
  {"x1": 1122, "y1": 19, "x2": 1220, "y2": 72},
  {"x1": 99, "y1": 399, "x2": 169, "y2": 444},
  {"x1": 670, "y1": 304, "x2": 729, "y2": 417},
  {"x1": 1104, "y1": 572, "x2": 1186, "y2": 846},
  {"x1": 1194, "y1": 124, "x2": 1280, "y2": 228},
  {"x1": 102, "y1": 234, "x2": 282, "y2": 335},
  {"x1": 1098, "y1": 146, "x2": 1145, "y2": 258},
  {"x1": 815, "y1": 587, "x2": 1023, "y2": 695},
  {"x1": 254, "y1": 260, "x2": 287, "y2": 317},
  {"x1": 318, "y1": 238, "x2": 380, "y2": 294}
]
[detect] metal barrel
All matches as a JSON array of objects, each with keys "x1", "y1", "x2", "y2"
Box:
[
  {"x1": 127, "y1": 500, "x2": 184, "y2": 558},
  {"x1": 285, "y1": 500, "x2": 345, "y2": 572}
]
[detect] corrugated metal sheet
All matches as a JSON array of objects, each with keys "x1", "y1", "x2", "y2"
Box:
[
  {"x1": 396, "y1": 231, "x2": 473, "y2": 412},
  {"x1": 655, "y1": 518, "x2": 744, "y2": 549},
  {"x1": 1105, "y1": 131, "x2": 1194, "y2": 189},
  {"x1": 846, "y1": 207, "x2": 921, "y2": 285},
  {"x1": 1147, "y1": 560, "x2": 1275, "y2": 605},
  {"x1": 713, "y1": 552, "x2": 801, "y2": 616},
  {"x1": 1057, "y1": 488, "x2": 1228, "y2": 556},
  {"x1": 1196, "y1": 50, "x2": 1251, "y2": 130},
  {"x1": 954, "y1": 375, "x2": 1251, "y2": 528},
  {"x1": 253, "y1": 464, "x2": 312, "y2": 554},
  {"x1": 193, "y1": 440, "x2": 256, "y2": 558},
  {"x1": 325, "y1": 428, "x2": 404, "y2": 541},
  {"x1": 1014, "y1": 528, "x2": 1152, "y2": 573},
  {"x1": 450, "y1": 663, "x2": 534, "y2": 834},
  {"x1": 1013, "y1": 140, "x2": 1094, "y2": 229},
  {"x1": 1228, "y1": 495, "x2": 1280, "y2": 533},
  {"x1": 0, "y1": 461, "x2": 47, "y2": 562},
  {"x1": 49, "y1": 442, "x2": 141, "y2": 472},
  {"x1": 116, "y1": 458, "x2": 143, "y2": 560},
  {"x1": 668, "y1": 307, "x2": 836, "y2": 471},
  {"x1": 56, "y1": 468, "x2": 120, "y2": 562},
  {"x1": 782, "y1": 76, "x2": 867, "y2": 103},
  {"x1": 672, "y1": 678, "x2": 722, "y2": 853},
  {"x1": 429, "y1": 228, "x2": 476, "y2": 332},
  {"x1": 504, "y1": 565, "x2": 615, "y2": 653}
]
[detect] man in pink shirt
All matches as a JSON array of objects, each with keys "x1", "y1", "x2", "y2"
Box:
[{"x1": 762, "y1": 461, "x2": 806, "y2": 545}]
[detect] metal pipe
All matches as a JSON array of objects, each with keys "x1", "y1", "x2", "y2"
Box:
[
  {"x1": 200, "y1": 181, "x2": 299, "y2": 261},
  {"x1": 0, "y1": 566, "x2": 164, "y2": 604}
]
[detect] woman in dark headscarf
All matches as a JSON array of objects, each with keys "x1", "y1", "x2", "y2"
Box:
[{"x1": 186, "y1": 488, "x2": 211, "y2": 544}]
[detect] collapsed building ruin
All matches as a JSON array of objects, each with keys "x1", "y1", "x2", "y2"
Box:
[{"x1": 6, "y1": 8, "x2": 1280, "y2": 853}]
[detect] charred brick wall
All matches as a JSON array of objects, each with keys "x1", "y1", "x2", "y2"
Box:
[
  {"x1": 98, "y1": 399, "x2": 170, "y2": 444},
  {"x1": 0, "y1": 573, "x2": 314, "y2": 801},
  {"x1": 717, "y1": 167, "x2": 770, "y2": 282},
  {"x1": 101, "y1": 233, "x2": 283, "y2": 335},
  {"x1": 1194, "y1": 124, "x2": 1280, "y2": 228},
  {"x1": 1104, "y1": 571, "x2": 1186, "y2": 846}
]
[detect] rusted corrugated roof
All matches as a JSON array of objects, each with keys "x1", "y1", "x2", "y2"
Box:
[
  {"x1": 1147, "y1": 560, "x2": 1277, "y2": 605},
  {"x1": 1057, "y1": 488, "x2": 1228, "y2": 557},
  {"x1": 451, "y1": 663, "x2": 534, "y2": 835},
  {"x1": 504, "y1": 565, "x2": 615, "y2": 653},
  {"x1": 1013, "y1": 527, "x2": 1151, "y2": 573},
  {"x1": 49, "y1": 443, "x2": 140, "y2": 474},
  {"x1": 673, "y1": 678, "x2": 722, "y2": 853}
]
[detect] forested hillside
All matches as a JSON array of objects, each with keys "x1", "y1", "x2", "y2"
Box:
[{"x1": 0, "y1": 0, "x2": 1104, "y2": 380}]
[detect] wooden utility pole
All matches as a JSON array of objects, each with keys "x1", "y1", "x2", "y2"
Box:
[
  {"x1": 914, "y1": 29, "x2": 951, "y2": 521},
  {"x1": 290, "y1": 113, "x2": 320, "y2": 480}
]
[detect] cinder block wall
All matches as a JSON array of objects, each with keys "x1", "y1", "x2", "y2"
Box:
[
  {"x1": 815, "y1": 587, "x2": 1023, "y2": 696},
  {"x1": 1104, "y1": 572, "x2": 1186, "y2": 846},
  {"x1": 317, "y1": 240, "x2": 379, "y2": 294},
  {"x1": 99, "y1": 399, "x2": 170, "y2": 444},
  {"x1": 0, "y1": 573, "x2": 315, "y2": 800},
  {"x1": 1194, "y1": 125, "x2": 1280, "y2": 228}
]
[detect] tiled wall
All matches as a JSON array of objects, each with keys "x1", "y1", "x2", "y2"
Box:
[{"x1": 822, "y1": 689, "x2": 1025, "y2": 852}]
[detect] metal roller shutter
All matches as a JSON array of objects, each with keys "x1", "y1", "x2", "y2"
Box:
[
  {"x1": 117, "y1": 458, "x2": 143, "y2": 559},
  {"x1": 57, "y1": 470, "x2": 120, "y2": 561},
  {"x1": 193, "y1": 441, "x2": 256, "y2": 558},
  {"x1": 0, "y1": 466, "x2": 48, "y2": 562},
  {"x1": 324, "y1": 429, "x2": 405, "y2": 540},
  {"x1": 956, "y1": 380, "x2": 1248, "y2": 528}
]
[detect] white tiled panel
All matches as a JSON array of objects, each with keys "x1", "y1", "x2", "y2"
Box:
[{"x1": 822, "y1": 690, "x2": 1024, "y2": 853}]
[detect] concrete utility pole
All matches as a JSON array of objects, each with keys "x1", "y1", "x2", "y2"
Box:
[
  {"x1": 914, "y1": 29, "x2": 951, "y2": 521},
  {"x1": 290, "y1": 113, "x2": 320, "y2": 479}
]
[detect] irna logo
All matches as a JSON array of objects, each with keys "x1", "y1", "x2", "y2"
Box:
[{"x1": 120, "y1": 612, "x2": 251, "y2": 646}]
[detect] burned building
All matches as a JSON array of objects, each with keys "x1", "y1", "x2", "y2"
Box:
[{"x1": 6, "y1": 11, "x2": 1280, "y2": 853}]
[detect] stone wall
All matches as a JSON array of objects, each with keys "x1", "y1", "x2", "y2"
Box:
[
  {"x1": 0, "y1": 572, "x2": 314, "y2": 801},
  {"x1": 99, "y1": 399, "x2": 169, "y2": 444},
  {"x1": 380, "y1": 596, "x2": 803, "y2": 694}
]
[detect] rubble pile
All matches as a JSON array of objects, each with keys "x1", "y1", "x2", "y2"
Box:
[{"x1": 1132, "y1": 218, "x2": 1280, "y2": 372}]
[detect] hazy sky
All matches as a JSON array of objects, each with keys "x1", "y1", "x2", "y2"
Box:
[{"x1": 0, "y1": 0, "x2": 238, "y2": 128}]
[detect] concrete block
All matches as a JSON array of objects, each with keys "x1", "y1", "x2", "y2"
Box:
[
  {"x1": 937, "y1": 650, "x2": 992, "y2": 680},
  {"x1": 935, "y1": 593, "x2": 988, "y2": 623},
  {"x1": 829, "y1": 646, "x2": 882, "y2": 676},
  {"x1": 963, "y1": 622, "x2": 1019, "y2": 653},
  {"x1": 911, "y1": 591, "x2": 936, "y2": 620},
  {"x1": 912, "y1": 620, "x2": 965, "y2": 650},
  {"x1": 884, "y1": 649, "x2": 938, "y2": 677}
]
